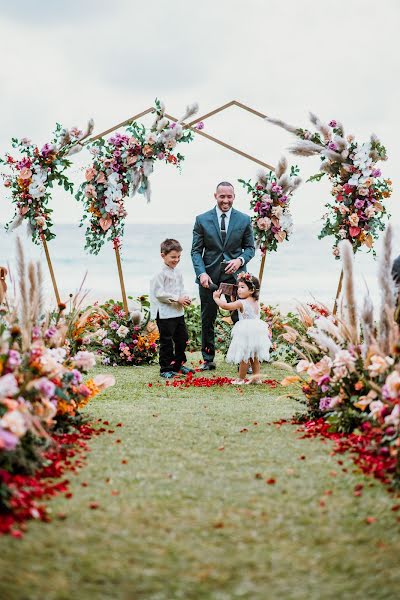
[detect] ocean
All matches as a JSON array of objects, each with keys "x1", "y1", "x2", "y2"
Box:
[{"x1": 0, "y1": 222, "x2": 396, "y2": 313}]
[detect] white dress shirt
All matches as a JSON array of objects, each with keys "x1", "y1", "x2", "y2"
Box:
[
  {"x1": 150, "y1": 264, "x2": 188, "y2": 319},
  {"x1": 215, "y1": 205, "x2": 232, "y2": 232}
]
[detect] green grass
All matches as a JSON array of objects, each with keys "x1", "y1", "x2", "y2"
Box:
[{"x1": 1, "y1": 354, "x2": 400, "y2": 600}]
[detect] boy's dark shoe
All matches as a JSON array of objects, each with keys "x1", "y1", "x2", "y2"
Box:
[
  {"x1": 200, "y1": 362, "x2": 216, "y2": 371},
  {"x1": 160, "y1": 371, "x2": 178, "y2": 379},
  {"x1": 179, "y1": 365, "x2": 195, "y2": 375}
]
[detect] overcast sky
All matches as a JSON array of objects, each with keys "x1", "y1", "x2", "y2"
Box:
[{"x1": 0, "y1": 0, "x2": 399, "y2": 229}]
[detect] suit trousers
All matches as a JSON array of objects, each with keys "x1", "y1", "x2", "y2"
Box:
[
  {"x1": 156, "y1": 315, "x2": 188, "y2": 373},
  {"x1": 199, "y1": 271, "x2": 237, "y2": 363}
]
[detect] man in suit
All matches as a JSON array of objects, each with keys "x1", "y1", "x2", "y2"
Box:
[{"x1": 191, "y1": 182, "x2": 255, "y2": 370}]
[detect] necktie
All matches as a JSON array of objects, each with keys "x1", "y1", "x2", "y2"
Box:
[{"x1": 220, "y1": 213, "x2": 226, "y2": 243}]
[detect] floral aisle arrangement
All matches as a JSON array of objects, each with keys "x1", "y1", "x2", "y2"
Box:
[
  {"x1": 75, "y1": 296, "x2": 159, "y2": 366},
  {"x1": 239, "y1": 157, "x2": 301, "y2": 253},
  {"x1": 1, "y1": 121, "x2": 94, "y2": 244},
  {"x1": 76, "y1": 99, "x2": 198, "y2": 254},
  {"x1": 266, "y1": 113, "x2": 392, "y2": 258},
  {"x1": 285, "y1": 228, "x2": 400, "y2": 485},
  {"x1": 0, "y1": 244, "x2": 115, "y2": 535}
]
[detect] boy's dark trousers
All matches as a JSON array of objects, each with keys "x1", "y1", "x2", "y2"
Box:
[{"x1": 156, "y1": 314, "x2": 188, "y2": 373}]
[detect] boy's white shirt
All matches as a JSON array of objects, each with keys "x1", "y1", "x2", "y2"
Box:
[{"x1": 150, "y1": 264, "x2": 188, "y2": 319}]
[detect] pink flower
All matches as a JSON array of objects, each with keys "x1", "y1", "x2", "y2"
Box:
[
  {"x1": 308, "y1": 356, "x2": 332, "y2": 382},
  {"x1": 257, "y1": 217, "x2": 271, "y2": 231},
  {"x1": 19, "y1": 167, "x2": 32, "y2": 180},
  {"x1": 349, "y1": 226, "x2": 361, "y2": 238},
  {"x1": 348, "y1": 213, "x2": 359, "y2": 226},
  {"x1": 85, "y1": 167, "x2": 97, "y2": 182},
  {"x1": 329, "y1": 120, "x2": 337, "y2": 128},
  {"x1": 195, "y1": 122, "x2": 205, "y2": 130},
  {"x1": 85, "y1": 184, "x2": 97, "y2": 198}
]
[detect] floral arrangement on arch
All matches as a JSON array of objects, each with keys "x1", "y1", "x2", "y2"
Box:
[
  {"x1": 1, "y1": 121, "x2": 94, "y2": 244},
  {"x1": 75, "y1": 296, "x2": 159, "y2": 366},
  {"x1": 239, "y1": 157, "x2": 301, "y2": 253},
  {"x1": 266, "y1": 113, "x2": 392, "y2": 258},
  {"x1": 283, "y1": 230, "x2": 400, "y2": 484},
  {"x1": 76, "y1": 99, "x2": 198, "y2": 255}
]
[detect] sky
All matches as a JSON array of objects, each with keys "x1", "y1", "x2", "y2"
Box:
[{"x1": 0, "y1": 0, "x2": 399, "y2": 229}]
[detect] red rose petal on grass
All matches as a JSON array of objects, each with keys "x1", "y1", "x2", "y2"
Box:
[
  {"x1": 240, "y1": 428, "x2": 248, "y2": 433},
  {"x1": 365, "y1": 516, "x2": 376, "y2": 524},
  {"x1": 121, "y1": 460, "x2": 128, "y2": 464},
  {"x1": 218, "y1": 446, "x2": 225, "y2": 451},
  {"x1": 255, "y1": 473, "x2": 262, "y2": 479},
  {"x1": 116, "y1": 423, "x2": 123, "y2": 427},
  {"x1": 213, "y1": 521, "x2": 224, "y2": 529},
  {"x1": 11, "y1": 530, "x2": 23, "y2": 538},
  {"x1": 148, "y1": 383, "x2": 153, "y2": 387},
  {"x1": 103, "y1": 421, "x2": 109, "y2": 425},
  {"x1": 111, "y1": 490, "x2": 120, "y2": 496},
  {"x1": 65, "y1": 493, "x2": 73, "y2": 499},
  {"x1": 299, "y1": 455, "x2": 306, "y2": 460},
  {"x1": 57, "y1": 513, "x2": 67, "y2": 520},
  {"x1": 115, "y1": 439, "x2": 122, "y2": 444},
  {"x1": 266, "y1": 478, "x2": 276, "y2": 485},
  {"x1": 81, "y1": 482, "x2": 88, "y2": 487},
  {"x1": 319, "y1": 500, "x2": 326, "y2": 507},
  {"x1": 391, "y1": 505, "x2": 400, "y2": 512},
  {"x1": 89, "y1": 503, "x2": 99, "y2": 510}
]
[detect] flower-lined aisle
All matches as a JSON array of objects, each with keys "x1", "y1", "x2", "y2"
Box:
[
  {"x1": 279, "y1": 226, "x2": 400, "y2": 488},
  {"x1": 0, "y1": 243, "x2": 115, "y2": 536}
]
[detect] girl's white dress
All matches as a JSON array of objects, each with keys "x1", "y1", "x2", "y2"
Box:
[{"x1": 226, "y1": 299, "x2": 271, "y2": 364}]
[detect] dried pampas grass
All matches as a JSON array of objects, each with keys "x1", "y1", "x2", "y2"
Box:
[{"x1": 339, "y1": 240, "x2": 358, "y2": 344}]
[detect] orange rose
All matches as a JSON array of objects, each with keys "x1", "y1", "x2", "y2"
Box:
[
  {"x1": 142, "y1": 145, "x2": 154, "y2": 158},
  {"x1": 19, "y1": 167, "x2": 32, "y2": 180},
  {"x1": 85, "y1": 167, "x2": 97, "y2": 181}
]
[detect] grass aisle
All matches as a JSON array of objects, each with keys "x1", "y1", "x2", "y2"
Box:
[{"x1": 1, "y1": 354, "x2": 399, "y2": 600}]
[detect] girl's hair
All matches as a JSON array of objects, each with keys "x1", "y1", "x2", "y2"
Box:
[{"x1": 237, "y1": 272, "x2": 260, "y2": 300}]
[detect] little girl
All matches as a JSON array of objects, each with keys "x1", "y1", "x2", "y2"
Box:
[{"x1": 213, "y1": 272, "x2": 271, "y2": 384}]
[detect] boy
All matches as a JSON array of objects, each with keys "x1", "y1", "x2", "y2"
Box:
[{"x1": 150, "y1": 239, "x2": 194, "y2": 378}]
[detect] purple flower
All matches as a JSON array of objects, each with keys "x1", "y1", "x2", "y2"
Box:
[
  {"x1": 354, "y1": 199, "x2": 365, "y2": 209},
  {"x1": 110, "y1": 321, "x2": 119, "y2": 330},
  {"x1": 41, "y1": 143, "x2": 55, "y2": 157},
  {"x1": 44, "y1": 326, "x2": 57, "y2": 339},
  {"x1": 271, "y1": 184, "x2": 283, "y2": 195},
  {"x1": 71, "y1": 369, "x2": 83, "y2": 385},
  {"x1": 32, "y1": 326, "x2": 41, "y2": 340},
  {"x1": 328, "y1": 142, "x2": 338, "y2": 151},
  {"x1": 329, "y1": 120, "x2": 337, "y2": 128},
  {"x1": 195, "y1": 122, "x2": 205, "y2": 130},
  {"x1": 319, "y1": 397, "x2": 332, "y2": 411},
  {"x1": 371, "y1": 168, "x2": 382, "y2": 178},
  {"x1": 36, "y1": 378, "x2": 56, "y2": 398},
  {"x1": 170, "y1": 122, "x2": 176, "y2": 129},
  {"x1": 279, "y1": 195, "x2": 288, "y2": 204},
  {"x1": 133, "y1": 340, "x2": 138, "y2": 345},
  {"x1": 119, "y1": 342, "x2": 127, "y2": 350},
  {"x1": 0, "y1": 428, "x2": 19, "y2": 451},
  {"x1": 102, "y1": 357, "x2": 111, "y2": 365},
  {"x1": 7, "y1": 350, "x2": 21, "y2": 369},
  {"x1": 17, "y1": 157, "x2": 31, "y2": 170},
  {"x1": 134, "y1": 326, "x2": 140, "y2": 332},
  {"x1": 102, "y1": 338, "x2": 113, "y2": 347}
]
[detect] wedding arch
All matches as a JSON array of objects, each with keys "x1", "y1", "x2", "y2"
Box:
[{"x1": 74, "y1": 100, "x2": 277, "y2": 312}]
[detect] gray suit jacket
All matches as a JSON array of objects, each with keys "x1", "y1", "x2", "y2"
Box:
[{"x1": 191, "y1": 207, "x2": 255, "y2": 283}]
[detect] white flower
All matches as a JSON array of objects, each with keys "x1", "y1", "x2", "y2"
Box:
[
  {"x1": 71, "y1": 351, "x2": 96, "y2": 370},
  {"x1": 339, "y1": 229, "x2": 347, "y2": 239},
  {"x1": 271, "y1": 205, "x2": 283, "y2": 219},
  {"x1": 385, "y1": 405, "x2": 400, "y2": 427},
  {"x1": 280, "y1": 210, "x2": 293, "y2": 234},
  {"x1": 369, "y1": 400, "x2": 384, "y2": 420},
  {"x1": 95, "y1": 328, "x2": 108, "y2": 341},
  {"x1": 0, "y1": 409, "x2": 27, "y2": 437},
  {"x1": 296, "y1": 359, "x2": 311, "y2": 374},
  {"x1": 333, "y1": 350, "x2": 356, "y2": 373},
  {"x1": 0, "y1": 374, "x2": 19, "y2": 398},
  {"x1": 29, "y1": 170, "x2": 47, "y2": 199},
  {"x1": 40, "y1": 348, "x2": 67, "y2": 374},
  {"x1": 116, "y1": 325, "x2": 129, "y2": 339}
]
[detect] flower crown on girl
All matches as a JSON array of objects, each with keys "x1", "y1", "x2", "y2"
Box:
[{"x1": 237, "y1": 271, "x2": 259, "y2": 290}]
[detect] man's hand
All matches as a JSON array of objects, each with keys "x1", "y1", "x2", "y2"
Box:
[
  {"x1": 224, "y1": 258, "x2": 242, "y2": 275},
  {"x1": 199, "y1": 273, "x2": 213, "y2": 288},
  {"x1": 178, "y1": 295, "x2": 191, "y2": 306}
]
